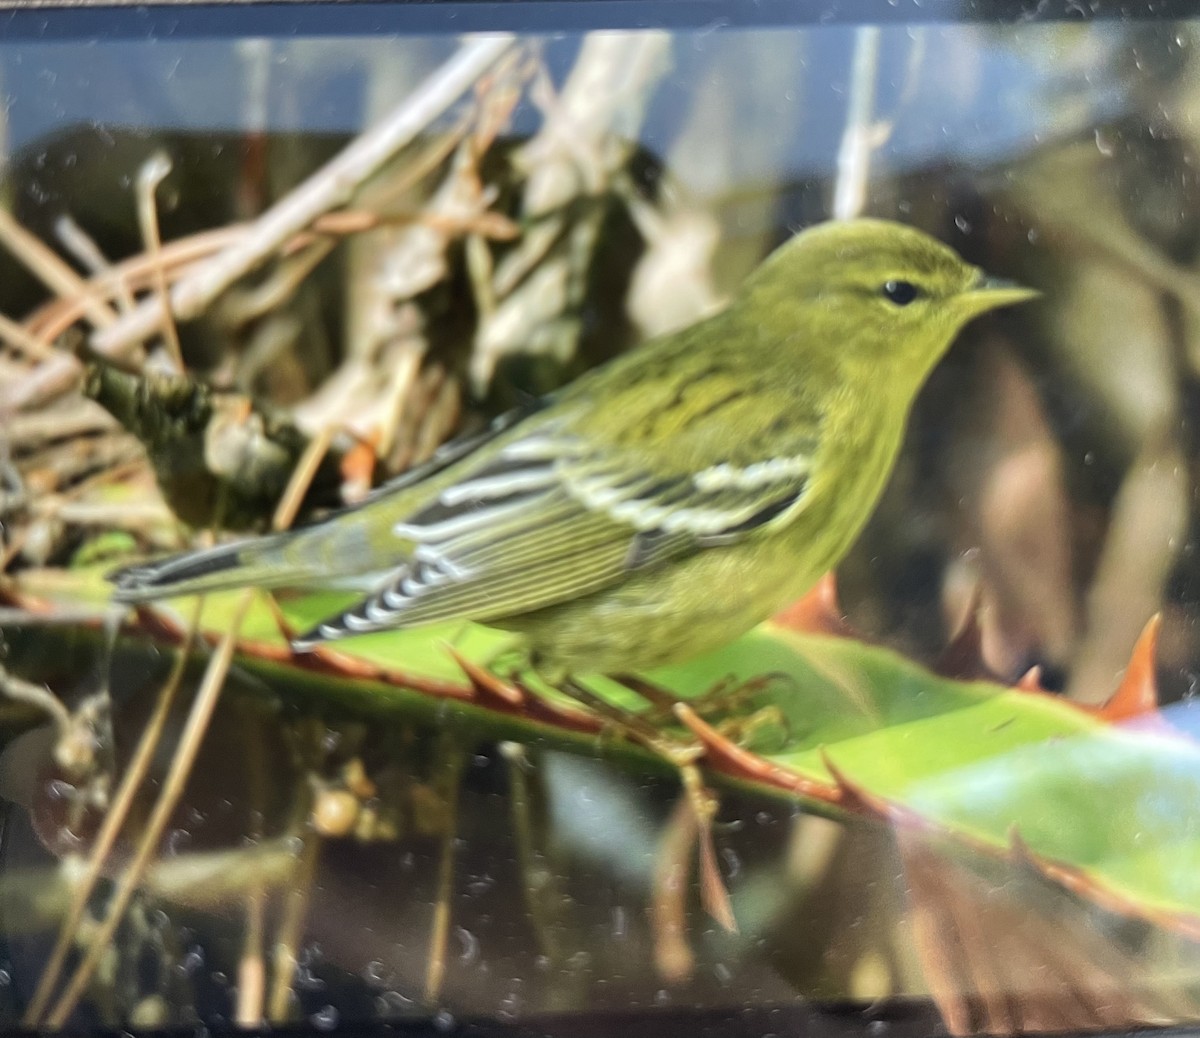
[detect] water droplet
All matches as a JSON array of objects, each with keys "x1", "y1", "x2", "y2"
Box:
[
  {"x1": 375, "y1": 990, "x2": 414, "y2": 1015},
  {"x1": 498, "y1": 990, "x2": 522, "y2": 1018},
  {"x1": 1094, "y1": 127, "x2": 1116, "y2": 157},
  {"x1": 46, "y1": 778, "x2": 74, "y2": 801},
  {"x1": 954, "y1": 215, "x2": 972, "y2": 235},
  {"x1": 310, "y1": 1005, "x2": 339, "y2": 1031},
  {"x1": 434, "y1": 1009, "x2": 456, "y2": 1031},
  {"x1": 720, "y1": 847, "x2": 741, "y2": 879},
  {"x1": 612, "y1": 906, "x2": 627, "y2": 938},
  {"x1": 466, "y1": 874, "x2": 494, "y2": 896},
  {"x1": 456, "y1": 926, "x2": 480, "y2": 963}
]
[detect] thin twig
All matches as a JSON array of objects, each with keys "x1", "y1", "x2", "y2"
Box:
[
  {"x1": 237, "y1": 660, "x2": 271, "y2": 1029},
  {"x1": 375, "y1": 340, "x2": 425, "y2": 463},
  {"x1": 271, "y1": 424, "x2": 336, "y2": 532},
  {"x1": 0, "y1": 209, "x2": 118, "y2": 329},
  {"x1": 502, "y1": 743, "x2": 567, "y2": 970},
  {"x1": 45, "y1": 591, "x2": 253, "y2": 1027},
  {"x1": 135, "y1": 151, "x2": 185, "y2": 371},
  {"x1": 0, "y1": 606, "x2": 114, "y2": 627},
  {"x1": 23, "y1": 209, "x2": 505, "y2": 358},
  {"x1": 424, "y1": 745, "x2": 465, "y2": 1004},
  {"x1": 0, "y1": 665, "x2": 71, "y2": 736},
  {"x1": 221, "y1": 238, "x2": 335, "y2": 328},
  {"x1": 236, "y1": 885, "x2": 268, "y2": 1027},
  {"x1": 6, "y1": 405, "x2": 117, "y2": 446},
  {"x1": 90, "y1": 35, "x2": 517, "y2": 357},
  {"x1": 54, "y1": 215, "x2": 137, "y2": 313},
  {"x1": 650, "y1": 795, "x2": 699, "y2": 983},
  {"x1": 43, "y1": 500, "x2": 175, "y2": 528},
  {"x1": 25, "y1": 226, "x2": 247, "y2": 346},
  {"x1": 24, "y1": 604, "x2": 201, "y2": 1026},
  {"x1": 0, "y1": 529, "x2": 27, "y2": 575},
  {"x1": 0, "y1": 309, "x2": 57, "y2": 362},
  {"x1": 267, "y1": 833, "x2": 321, "y2": 1021}
]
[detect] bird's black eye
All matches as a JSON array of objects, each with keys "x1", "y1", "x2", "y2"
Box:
[{"x1": 882, "y1": 280, "x2": 919, "y2": 306}]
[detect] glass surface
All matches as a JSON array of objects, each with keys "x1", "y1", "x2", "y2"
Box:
[{"x1": 1, "y1": 6, "x2": 1199, "y2": 1034}]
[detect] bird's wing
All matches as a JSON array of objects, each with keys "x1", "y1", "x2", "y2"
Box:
[{"x1": 298, "y1": 412, "x2": 818, "y2": 646}]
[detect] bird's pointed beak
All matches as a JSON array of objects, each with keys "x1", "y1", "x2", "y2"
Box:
[{"x1": 961, "y1": 269, "x2": 1041, "y2": 313}]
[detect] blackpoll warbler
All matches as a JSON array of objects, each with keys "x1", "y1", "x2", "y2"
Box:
[{"x1": 111, "y1": 219, "x2": 1036, "y2": 677}]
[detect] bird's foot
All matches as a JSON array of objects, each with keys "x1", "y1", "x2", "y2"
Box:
[
  {"x1": 712, "y1": 703, "x2": 789, "y2": 753},
  {"x1": 616, "y1": 671, "x2": 793, "y2": 752}
]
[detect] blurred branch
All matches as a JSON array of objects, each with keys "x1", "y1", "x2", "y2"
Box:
[
  {"x1": 471, "y1": 32, "x2": 671, "y2": 392},
  {"x1": 1067, "y1": 426, "x2": 1187, "y2": 703},
  {"x1": 83, "y1": 362, "x2": 342, "y2": 530},
  {"x1": 0, "y1": 208, "x2": 118, "y2": 331},
  {"x1": 834, "y1": 26, "x2": 882, "y2": 221},
  {"x1": 89, "y1": 34, "x2": 518, "y2": 359}
]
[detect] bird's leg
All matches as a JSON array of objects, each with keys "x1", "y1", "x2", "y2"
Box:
[
  {"x1": 559, "y1": 678, "x2": 735, "y2": 932},
  {"x1": 613, "y1": 673, "x2": 679, "y2": 711},
  {"x1": 615, "y1": 672, "x2": 793, "y2": 752},
  {"x1": 690, "y1": 671, "x2": 797, "y2": 716},
  {"x1": 559, "y1": 677, "x2": 702, "y2": 764}
]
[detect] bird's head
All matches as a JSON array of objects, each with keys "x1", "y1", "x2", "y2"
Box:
[{"x1": 740, "y1": 218, "x2": 1038, "y2": 390}]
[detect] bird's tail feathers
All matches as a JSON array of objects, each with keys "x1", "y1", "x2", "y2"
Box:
[{"x1": 109, "y1": 532, "x2": 297, "y2": 602}]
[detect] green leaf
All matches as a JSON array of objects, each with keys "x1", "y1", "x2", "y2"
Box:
[{"x1": 11, "y1": 569, "x2": 1200, "y2": 939}]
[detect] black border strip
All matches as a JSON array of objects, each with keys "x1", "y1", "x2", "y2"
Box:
[{"x1": 1, "y1": 0, "x2": 1200, "y2": 40}]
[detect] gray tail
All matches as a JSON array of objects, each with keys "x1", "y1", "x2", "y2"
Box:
[{"x1": 108, "y1": 534, "x2": 289, "y2": 602}]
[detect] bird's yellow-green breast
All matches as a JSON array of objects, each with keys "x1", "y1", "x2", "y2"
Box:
[{"x1": 109, "y1": 218, "x2": 1036, "y2": 676}]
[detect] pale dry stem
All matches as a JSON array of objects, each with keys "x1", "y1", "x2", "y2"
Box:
[
  {"x1": 0, "y1": 665, "x2": 72, "y2": 737},
  {"x1": 424, "y1": 745, "x2": 465, "y2": 1004},
  {"x1": 54, "y1": 215, "x2": 136, "y2": 313},
  {"x1": 267, "y1": 832, "x2": 321, "y2": 1022},
  {"x1": 271, "y1": 423, "x2": 337, "y2": 533},
  {"x1": 135, "y1": 151, "x2": 185, "y2": 371},
  {"x1": 0, "y1": 208, "x2": 118, "y2": 330},
  {"x1": 650, "y1": 795, "x2": 700, "y2": 983},
  {"x1": 0, "y1": 309, "x2": 56, "y2": 363},
  {"x1": 236, "y1": 885, "x2": 268, "y2": 1027}
]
